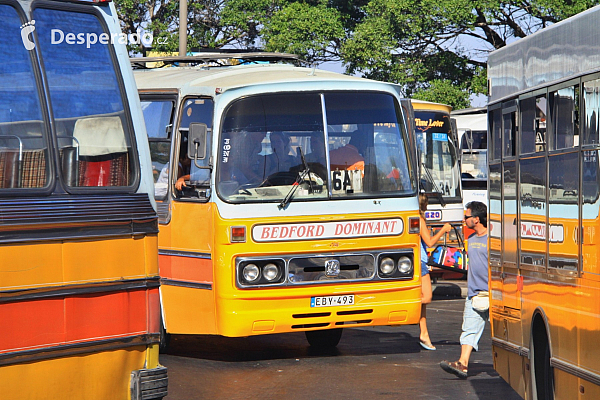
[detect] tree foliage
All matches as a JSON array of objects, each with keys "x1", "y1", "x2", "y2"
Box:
[{"x1": 115, "y1": 0, "x2": 599, "y2": 106}]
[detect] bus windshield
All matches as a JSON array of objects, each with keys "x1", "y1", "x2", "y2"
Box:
[
  {"x1": 217, "y1": 92, "x2": 415, "y2": 203},
  {"x1": 415, "y1": 111, "x2": 461, "y2": 199}
]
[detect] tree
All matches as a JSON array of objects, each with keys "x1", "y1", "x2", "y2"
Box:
[
  {"x1": 115, "y1": 0, "x2": 271, "y2": 53},
  {"x1": 412, "y1": 79, "x2": 471, "y2": 110},
  {"x1": 115, "y1": 0, "x2": 598, "y2": 106},
  {"x1": 340, "y1": 0, "x2": 598, "y2": 104}
]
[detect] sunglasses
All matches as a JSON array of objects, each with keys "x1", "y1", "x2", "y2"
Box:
[{"x1": 464, "y1": 215, "x2": 475, "y2": 221}]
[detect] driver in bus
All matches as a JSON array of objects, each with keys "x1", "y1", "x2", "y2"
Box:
[
  {"x1": 266, "y1": 132, "x2": 299, "y2": 174},
  {"x1": 229, "y1": 130, "x2": 268, "y2": 185}
]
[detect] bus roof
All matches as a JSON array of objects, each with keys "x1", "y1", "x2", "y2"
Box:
[
  {"x1": 133, "y1": 63, "x2": 371, "y2": 96},
  {"x1": 410, "y1": 99, "x2": 452, "y2": 112},
  {"x1": 452, "y1": 113, "x2": 487, "y2": 132},
  {"x1": 488, "y1": 4, "x2": 600, "y2": 104}
]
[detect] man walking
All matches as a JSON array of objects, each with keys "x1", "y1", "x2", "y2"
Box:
[{"x1": 440, "y1": 201, "x2": 488, "y2": 379}]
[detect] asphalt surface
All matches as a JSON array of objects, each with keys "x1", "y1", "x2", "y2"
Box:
[{"x1": 160, "y1": 280, "x2": 521, "y2": 399}]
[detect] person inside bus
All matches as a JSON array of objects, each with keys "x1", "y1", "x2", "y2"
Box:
[
  {"x1": 440, "y1": 201, "x2": 488, "y2": 379},
  {"x1": 306, "y1": 132, "x2": 326, "y2": 163},
  {"x1": 418, "y1": 194, "x2": 452, "y2": 351},
  {"x1": 228, "y1": 130, "x2": 268, "y2": 185},
  {"x1": 329, "y1": 133, "x2": 366, "y2": 172},
  {"x1": 159, "y1": 151, "x2": 191, "y2": 194},
  {"x1": 266, "y1": 132, "x2": 299, "y2": 175}
]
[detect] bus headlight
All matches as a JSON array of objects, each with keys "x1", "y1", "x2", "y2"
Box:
[
  {"x1": 263, "y1": 263, "x2": 280, "y2": 281},
  {"x1": 379, "y1": 257, "x2": 395, "y2": 275},
  {"x1": 242, "y1": 264, "x2": 260, "y2": 282},
  {"x1": 397, "y1": 256, "x2": 412, "y2": 274},
  {"x1": 377, "y1": 253, "x2": 414, "y2": 279}
]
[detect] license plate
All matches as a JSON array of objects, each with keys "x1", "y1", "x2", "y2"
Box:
[{"x1": 310, "y1": 294, "x2": 355, "y2": 307}]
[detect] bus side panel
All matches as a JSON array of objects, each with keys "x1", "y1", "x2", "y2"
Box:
[
  {"x1": 492, "y1": 345, "x2": 528, "y2": 399},
  {"x1": 159, "y1": 201, "x2": 216, "y2": 334},
  {"x1": 0, "y1": 242, "x2": 63, "y2": 290},
  {"x1": 160, "y1": 285, "x2": 216, "y2": 334},
  {"x1": 63, "y1": 237, "x2": 151, "y2": 283},
  {"x1": 0, "y1": 347, "x2": 149, "y2": 400},
  {"x1": 169, "y1": 202, "x2": 214, "y2": 254},
  {"x1": 1, "y1": 290, "x2": 149, "y2": 352},
  {"x1": 159, "y1": 254, "x2": 213, "y2": 284}
]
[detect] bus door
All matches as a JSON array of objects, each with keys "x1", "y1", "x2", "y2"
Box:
[
  {"x1": 141, "y1": 94, "x2": 216, "y2": 336},
  {"x1": 501, "y1": 101, "x2": 521, "y2": 312},
  {"x1": 141, "y1": 93, "x2": 177, "y2": 224}
]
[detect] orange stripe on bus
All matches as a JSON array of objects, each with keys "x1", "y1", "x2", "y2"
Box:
[
  {"x1": 159, "y1": 254, "x2": 213, "y2": 284},
  {"x1": 0, "y1": 289, "x2": 155, "y2": 354}
]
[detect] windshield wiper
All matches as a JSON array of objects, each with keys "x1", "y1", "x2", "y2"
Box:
[
  {"x1": 421, "y1": 162, "x2": 446, "y2": 207},
  {"x1": 278, "y1": 146, "x2": 312, "y2": 210}
]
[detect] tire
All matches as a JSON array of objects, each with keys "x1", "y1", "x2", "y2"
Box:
[{"x1": 305, "y1": 328, "x2": 343, "y2": 348}]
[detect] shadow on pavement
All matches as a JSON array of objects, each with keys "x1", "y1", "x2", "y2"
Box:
[{"x1": 164, "y1": 327, "x2": 423, "y2": 362}]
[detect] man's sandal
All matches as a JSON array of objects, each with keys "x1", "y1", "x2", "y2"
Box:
[{"x1": 440, "y1": 360, "x2": 468, "y2": 379}]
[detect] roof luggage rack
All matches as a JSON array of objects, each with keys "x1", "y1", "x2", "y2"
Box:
[{"x1": 130, "y1": 51, "x2": 301, "y2": 69}]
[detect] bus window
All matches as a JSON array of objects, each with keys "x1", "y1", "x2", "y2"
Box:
[
  {"x1": 217, "y1": 91, "x2": 414, "y2": 202},
  {"x1": 141, "y1": 99, "x2": 175, "y2": 199},
  {"x1": 0, "y1": 6, "x2": 50, "y2": 190},
  {"x1": 490, "y1": 108, "x2": 502, "y2": 161},
  {"x1": 503, "y1": 111, "x2": 516, "y2": 157},
  {"x1": 414, "y1": 111, "x2": 460, "y2": 198},
  {"x1": 583, "y1": 78, "x2": 600, "y2": 146},
  {"x1": 325, "y1": 92, "x2": 414, "y2": 196},
  {"x1": 34, "y1": 9, "x2": 135, "y2": 188},
  {"x1": 549, "y1": 85, "x2": 579, "y2": 150}
]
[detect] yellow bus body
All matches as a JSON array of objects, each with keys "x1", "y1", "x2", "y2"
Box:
[
  {"x1": 135, "y1": 61, "x2": 423, "y2": 345},
  {"x1": 0, "y1": 1, "x2": 166, "y2": 398},
  {"x1": 488, "y1": 6, "x2": 600, "y2": 398}
]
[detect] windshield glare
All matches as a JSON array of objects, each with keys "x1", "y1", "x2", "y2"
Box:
[
  {"x1": 415, "y1": 111, "x2": 461, "y2": 199},
  {"x1": 217, "y1": 92, "x2": 415, "y2": 203}
]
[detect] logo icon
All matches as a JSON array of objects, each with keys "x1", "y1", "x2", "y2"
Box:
[
  {"x1": 324, "y1": 259, "x2": 340, "y2": 277},
  {"x1": 20, "y1": 20, "x2": 36, "y2": 50}
]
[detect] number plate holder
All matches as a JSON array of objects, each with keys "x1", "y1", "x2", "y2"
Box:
[{"x1": 310, "y1": 294, "x2": 355, "y2": 307}]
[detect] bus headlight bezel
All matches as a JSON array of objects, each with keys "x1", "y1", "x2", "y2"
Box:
[
  {"x1": 238, "y1": 259, "x2": 286, "y2": 286},
  {"x1": 377, "y1": 252, "x2": 414, "y2": 279}
]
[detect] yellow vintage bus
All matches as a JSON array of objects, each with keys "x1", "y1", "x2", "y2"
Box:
[
  {"x1": 134, "y1": 53, "x2": 423, "y2": 347},
  {"x1": 488, "y1": 5, "x2": 600, "y2": 399},
  {"x1": 411, "y1": 100, "x2": 465, "y2": 278},
  {"x1": 0, "y1": 1, "x2": 167, "y2": 399}
]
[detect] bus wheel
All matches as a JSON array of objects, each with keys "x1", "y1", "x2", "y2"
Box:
[
  {"x1": 305, "y1": 328, "x2": 343, "y2": 348},
  {"x1": 532, "y1": 321, "x2": 554, "y2": 400},
  {"x1": 159, "y1": 319, "x2": 171, "y2": 352}
]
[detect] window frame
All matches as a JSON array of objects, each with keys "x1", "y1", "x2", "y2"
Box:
[
  {"x1": 32, "y1": 0, "x2": 141, "y2": 193},
  {"x1": 0, "y1": 0, "x2": 55, "y2": 196}
]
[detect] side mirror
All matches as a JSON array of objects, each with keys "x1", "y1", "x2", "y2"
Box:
[{"x1": 188, "y1": 122, "x2": 208, "y2": 161}]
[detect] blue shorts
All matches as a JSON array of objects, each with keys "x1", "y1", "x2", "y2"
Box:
[
  {"x1": 459, "y1": 297, "x2": 489, "y2": 351},
  {"x1": 421, "y1": 262, "x2": 429, "y2": 277}
]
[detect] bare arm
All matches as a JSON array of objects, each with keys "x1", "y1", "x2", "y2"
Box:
[
  {"x1": 175, "y1": 175, "x2": 190, "y2": 191},
  {"x1": 420, "y1": 218, "x2": 452, "y2": 248}
]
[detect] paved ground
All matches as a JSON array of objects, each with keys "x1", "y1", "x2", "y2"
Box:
[{"x1": 160, "y1": 280, "x2": 521, "y2": 399}]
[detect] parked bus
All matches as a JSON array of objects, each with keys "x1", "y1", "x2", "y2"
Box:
[
  {"x1": 0, "y1": 1, "x2": 167, "y2": 399},
  {"x1": 487, "y1": 5, "x2": 600, "y2": 399},
  {"x1": 133, "y1": 53, "x2": 423, "y2": 348},
  {"x1": 411, "y1": 100, "x2": 464, "y2": 279},
  {"x1": 452, "y1": 107, "x2": 488, "y2": 206}
]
